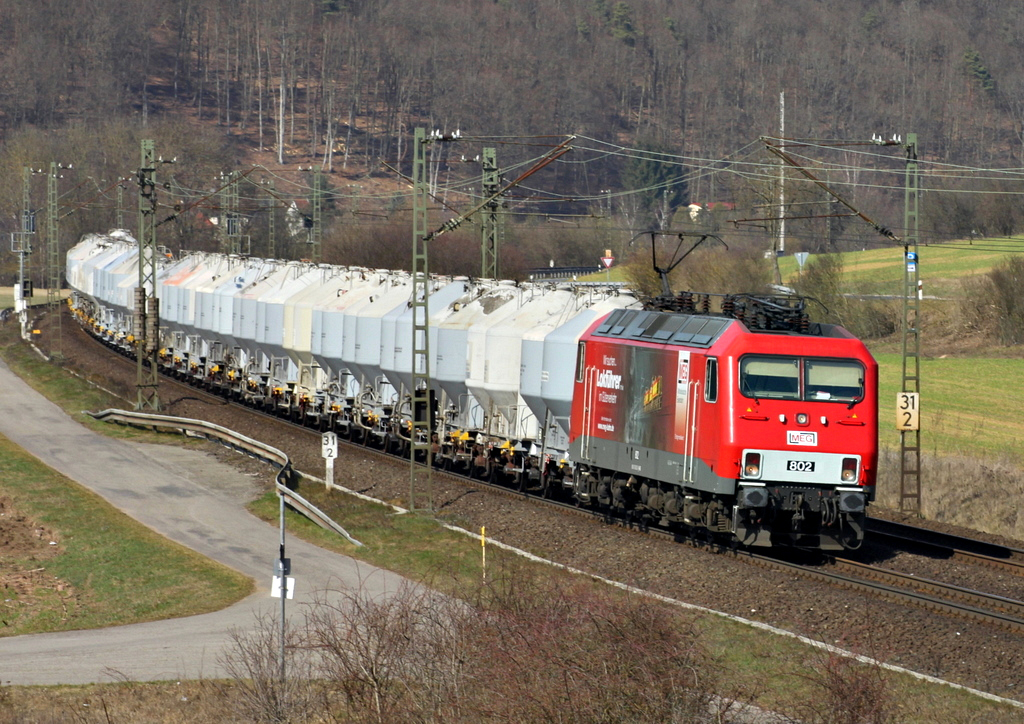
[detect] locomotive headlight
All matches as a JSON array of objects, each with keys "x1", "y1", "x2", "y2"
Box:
[
  {"x1": 743, "y1": 452, "x2": 762, "y2": 478},
  {"x1": 796, "y1": 413, "x2": 809, "y2": 426},
  {"x1": 841, "y1": 457, "x2": 859, "y2": 483}
]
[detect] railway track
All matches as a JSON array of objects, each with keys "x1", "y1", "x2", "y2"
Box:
[
  {"x1": 867, "y1": 517, "x2": 1024, "y2": 577},
  {"x1": 829, "y1": 555, "x2": 1024, "y2": 632},
  {"x1": 66, "y1": 314, "x2": 1024, "y2": 636}
]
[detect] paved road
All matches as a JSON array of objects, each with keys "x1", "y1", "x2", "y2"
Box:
[{"x1": 0, "y1": 357, "x2": 410, "y2": 685}]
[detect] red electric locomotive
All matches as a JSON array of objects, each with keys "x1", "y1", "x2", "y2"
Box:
[{"x1": 568, "y1": 306, "x2": 877, "y2": 550}]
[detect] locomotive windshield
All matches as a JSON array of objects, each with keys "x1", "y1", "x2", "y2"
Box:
[{"x1": 740, "y1": 355, "x2": 864, "y2": 403}]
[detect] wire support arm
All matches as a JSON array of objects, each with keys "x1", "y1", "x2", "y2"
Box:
[
  {"x1": 761, "y1": 137, "x2": 902, "y2": 244},
  {"x1": 422, "y1": 136, "x2": 575, "y2": 242}
]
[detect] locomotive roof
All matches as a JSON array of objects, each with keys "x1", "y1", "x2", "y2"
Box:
[
  {"x1": 592, "y1": 308, "x2": 734, "y2": 348},
  {"x1": 590, "y1": 308, "x2": 854, "y2": 348}
]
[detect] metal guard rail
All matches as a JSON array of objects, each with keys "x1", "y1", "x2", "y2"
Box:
[{"x1": 88, "y1": 408, "x2": 362, "y2": 546}]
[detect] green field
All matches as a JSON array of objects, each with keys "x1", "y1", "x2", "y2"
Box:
[
  {"x1": 779, "y1": 236, "x2": 1024, "y2": 295},
  {"x1": 876, "y1": 353, "x2": 1024, "y2": 459},
  {"x1": 584, "y1": 234, "x2": 1024, "y2": 298},
  {"x1": 0, "y1": 435, "x2": 253, "y2": 635},
  {"x1": 0, "y1": 328, "x2": 253, "y2": 635}
]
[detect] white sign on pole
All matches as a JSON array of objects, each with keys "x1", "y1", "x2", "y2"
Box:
[
  {"x1": 795, "y1": 251, "x2": 809, "y2": 269},
  {"x1": 601, "y1": 256, "x2": 614, "y2": 268},
  {"x1": 271, "y1": 575, "x2": 295, "y2": 599},
  {"x1": 321, "y1": 431, "x2": 338, "y2": 459}
]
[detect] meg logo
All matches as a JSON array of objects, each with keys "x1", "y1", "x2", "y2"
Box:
[{"x1": 787, "y1": 431, "x2": 817, "y2": 446}]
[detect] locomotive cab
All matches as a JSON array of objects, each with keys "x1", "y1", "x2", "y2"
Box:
[{"x1": 730, "y1": 350, "x2": 876, "y2": 550}]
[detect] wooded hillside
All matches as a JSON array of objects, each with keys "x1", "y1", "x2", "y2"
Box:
[
  {"x1": 0, "y1": 0, "x2": 1020, "y2": 274},
  {"x1": 5, "y1": 0, "x2": 1023, "y2": 162}
]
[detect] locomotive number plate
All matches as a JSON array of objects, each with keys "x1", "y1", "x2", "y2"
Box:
[{"x1": 786, "y1": 460, "x2": 816, "y2": 473}]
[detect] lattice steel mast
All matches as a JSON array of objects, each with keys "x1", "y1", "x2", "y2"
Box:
[
  {"x1": 900, "y1": 134, "x2": 922, "y2": 515},
  {"x1": 46, "y1": 163, "x2": 64, "y2": 361},
  {"x1": 481, "y1": 147, "x2": 501, "y2": 279},
  {"x1": 135, "y1": 140, "x2": 161, "y2": 411},
  {"x1": 310, "y1": 167, "x2": 323, "y2": 263},
  {"x1": 409, "y1": 128, "x2": 434, "y2": 511},
  {"x1": 407, "y1": 131, "x2": 575, "y2": 510}
]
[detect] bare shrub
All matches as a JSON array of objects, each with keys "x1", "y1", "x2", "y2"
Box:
[
  {"x1": 795, "y1": 253, "x2": 898, "y2": 339},
  {"x1": 790, "y1": 644, "x2": 893, "y2": 724},
  {"x1": 673, "y1": 245, "x2": 772, "y2": 297},
  {"x1": 219, "y1": 612, "x2": 324, "y2": 724},
  {"x1": 953, "y1": 273, "x2": 998, "y2": 339},
  {"x1": 297, "y1": 565, "x2": 731, "y2": 723},
  {"x1": 624, "y1": 242, "x2": 772, "y2": 301},
  {"x1": 796, "y1": 252, "x2": 845, "y2": 322},
  {"x1": 302, "y1": 579, "x2": 461, "y2": 724},
  {"x1": 622, "y1": 248, "x2": 665, "y2": 298},
  {"x1": 985, "y1": 256, "x2": 1024, "y2": 345},
  {"x1": 842, "y1": 298, "x2": 899, "y2": 340},
  {"x1": 456, "y1": 567, "x2": 724, "y2": 722}
]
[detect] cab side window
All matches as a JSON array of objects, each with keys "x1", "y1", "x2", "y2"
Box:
[{"x1": 704, "y1": 357, "x2": 718, "y2": 403}]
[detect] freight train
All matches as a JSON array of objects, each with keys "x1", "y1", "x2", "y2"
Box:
[{"x1": 65, "y1": 230, "x2": 878, "y2": 550}]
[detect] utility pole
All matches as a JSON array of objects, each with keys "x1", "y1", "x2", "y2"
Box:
[
  {"x1": 228, "y1": 170, "x2": 241, "y2": 255},
  {"x1": 409, "y1": 127, "x2": 433, "y2": 512},
  {"x1": 135, "y1": 139, "x2": 161, "y2": 411},
  {"x1": 46, "y1": 162, "x2": 64, "y2": 361},
  {"x1": 220, "y1": 171, "x2": 241, "y2": 255},
  {"x1": 778, "y1": 90, "x2": 786, "y2": 256},
  {"x1": 116, "y1": 182, "x2": 125, "y2": 228},
  {"x1": 481, "y1": 147, "x2": 501, "y2": 279},
  {"x1": 310, "y1": 167, "x2": 323, "y2": 263},
  {"x1": 899, "y1": 133, "x2": 922, "y2": 515},
  {"x1": 771, "y1": 91, "x2": 785, "y2": 286},
  {"x1": 13, "y1": 167, "x2": 37, "y2": 338},
  {"x1": 264, "y1": 179, "x2": 277, "y2": 258}
]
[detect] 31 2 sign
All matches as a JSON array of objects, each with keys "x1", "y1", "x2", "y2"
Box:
[{"x1": 896, "y1": 392, "x2": 920, "y2": 431}]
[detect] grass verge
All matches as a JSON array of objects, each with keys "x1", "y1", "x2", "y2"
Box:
[
  {"x1": 876, "y1": 352, "x2": 1024, "y2": 460},
  {"x1": 778, "y1": 236, "x2": 1024, "y2": 296}
]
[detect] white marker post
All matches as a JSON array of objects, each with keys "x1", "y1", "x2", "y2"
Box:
[{"x1": 322, "y1": 431, "x2": 338, "y2": 489}]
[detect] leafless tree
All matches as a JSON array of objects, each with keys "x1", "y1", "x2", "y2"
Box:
[{"x1": 220, "y1": 612, "x2": 324, "y2": 724}]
